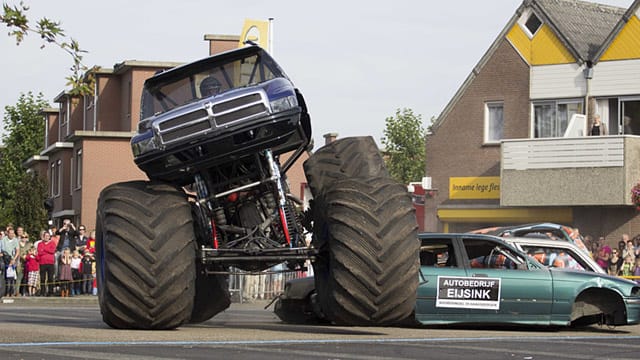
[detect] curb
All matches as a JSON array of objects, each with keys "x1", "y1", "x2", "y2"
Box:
[{"x1": 1, "y1": 295, "x2": 99, "y2": 305}]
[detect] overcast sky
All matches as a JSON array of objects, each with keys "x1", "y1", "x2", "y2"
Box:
[{"x1": 0, "y1": 0, "x2": 634, "y2": 148}]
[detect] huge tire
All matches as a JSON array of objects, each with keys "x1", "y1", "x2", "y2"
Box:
[
  {"x1": 312, "y1": 177, "x2": 419, "y2": 326},
  {"x1": 303, "y1": 136, "x2": 388, "y2": 197},
  {"x1": 96, "y1": 181, "x2": 196, "y2": 329}
]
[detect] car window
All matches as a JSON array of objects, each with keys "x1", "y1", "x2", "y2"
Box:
[
  {"x1": 520, "y1": 245, "x2": 586, "y2": 271},
  {"x1": 463, "y1": 238, "x2": 524, "y2": 270},
  {"x1": 420, "y1": 238, "x2": 457, "y2": 268}
]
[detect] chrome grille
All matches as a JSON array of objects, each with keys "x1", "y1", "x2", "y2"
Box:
[
  {"x1": 212, "y1": 93, "x2": 268, "y2": 126},
  {"x1": 157, "y1": 92, "x2": 269, "y2": 145},
  {"x1": 158, "y1": 109, "x2": 210, "y2": 144}
]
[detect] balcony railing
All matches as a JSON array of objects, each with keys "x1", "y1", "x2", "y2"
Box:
[{"x1": 501, "y1": 136, "x2": 640, "y2": 207}]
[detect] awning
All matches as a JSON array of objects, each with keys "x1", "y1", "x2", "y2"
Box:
[{"x1": 437, "y1": 207, "x2": 573, "y2": 224}]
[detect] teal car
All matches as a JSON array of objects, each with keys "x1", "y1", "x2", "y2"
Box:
[
  {"x1": 417, "y1": 233, "x2": 640, "y2": 327},
  {"x1": 275, "y1": 233, "x2": 640, "y2": 327}
]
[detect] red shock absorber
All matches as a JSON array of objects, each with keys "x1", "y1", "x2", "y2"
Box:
[
  {"x1": 210, "y1": 218, "x2": 219, "y2": 249},
  {"x1": 279, "y1": 207, "x2": 291, "y2": 246}
]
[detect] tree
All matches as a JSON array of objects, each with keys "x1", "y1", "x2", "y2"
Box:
[
  {"x1": 14, "y1": 171, "x2": 48, "y2": 233},
  {"x1": 1, "y1": 1, "x2": 92, "y2": 95},
  {"x1": 0, "y1": 92, "x2": 49, "y2": 229},
  {"x1": 382, "y1": 108, "x2": 426, "y2": 184}
]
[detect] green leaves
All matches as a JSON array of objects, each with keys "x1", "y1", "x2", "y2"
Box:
[
  {"x1": 1, "y1": 1, "x2": 92, "y2": 96},
  {"x1": 0, "y1": 92, "x2": 49, "y2": 227},
  {"x1": 382, "y1": 108, "x2": 427, "y2": 184}
]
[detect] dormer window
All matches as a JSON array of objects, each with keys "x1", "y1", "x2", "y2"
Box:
[
  {"x1": 525, "y1": 13, "x2": 542, "y2": 35},
  {"x1": 518, "y1": 9, "x2": 543, "y2": 39}
]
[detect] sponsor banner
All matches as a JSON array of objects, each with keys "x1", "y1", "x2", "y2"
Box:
[
  {"x1": 449, "y1": 176, "x2": 500, "y2": 199},
  {"x1": 239, "y1": 19, "x2": 269, "y2": 49},
  {"x1": 436, "y1": 276, "x2": 501, "y2": 310}
]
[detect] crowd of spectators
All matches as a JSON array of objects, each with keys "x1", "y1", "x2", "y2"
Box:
[
  {"x1": 1, "y1": 220, "x2": 96, "y2": 298},
  {"x1": 2, "y1": 219, "x2": 308, "y2": 301},
  {"x1": 584, "y1": 233, "x2": 640, "y2": 280}
]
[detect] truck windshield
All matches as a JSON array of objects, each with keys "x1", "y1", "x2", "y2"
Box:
[{"x1": 141, "y1": 51, "x2": 284, "y2": 119}]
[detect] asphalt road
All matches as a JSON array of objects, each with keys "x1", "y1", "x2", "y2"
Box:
[{"x1": 2, "y1": 296, "x2": 640, "y2": 359}]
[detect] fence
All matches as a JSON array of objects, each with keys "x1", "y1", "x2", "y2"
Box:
[{"x1": 228, "y1": 265, "x2": 312, "y2": 303}]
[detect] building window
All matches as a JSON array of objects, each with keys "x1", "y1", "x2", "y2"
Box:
[
  {"x1": 75, "y1": 149, "x2": 83, "y2": 189},
  {"x1": 518, "y1": 9, "x2": 543, "y2": 39},
  {"x1": 485, "y1": 102, "x2": 504, "y2": 143},
  {"x1": 525, "y1": 13, "x2": 542, "y2": 35},
  {"x1": 51, "y1": 160, "x2": 62, "y2": 197},
  {"x1": 533, "y1": 99, "x2": 583, "y2": 138}
]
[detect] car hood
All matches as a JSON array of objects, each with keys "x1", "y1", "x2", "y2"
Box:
[{"x1": 549, "y1": 267, "x2": 638, "y2": 293}]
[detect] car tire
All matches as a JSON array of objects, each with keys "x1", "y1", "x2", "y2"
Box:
[
  {"x1": 311, "y1": 177, "x2": 419, "y2": 326},
  {"x1": 303, "y1": 136, "x2": 389, "y2": 197},
  {"x1": 96, "y1": 181, "x2": 196, "y2": 329}
]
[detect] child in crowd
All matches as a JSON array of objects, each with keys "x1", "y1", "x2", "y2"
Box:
[
  {"x1": 24, "y1": 246, "x2": 39, "y2": 296},
  {"x1": 80, "y1": 250, "x2": 95, "y2": 295},
  {"x1": 70, "y1": 249, "x2": 82, "y2": 296},
  {"x1": 5, "y1": 258, "x2": 17, "y2": 297},
  {"x1": 621, "y1": 254, "x2": 635, "y2": 277},
  {"x1": 58, "y1": 247, "x2": 73, "y2": 297},
  {"x1": 634, "y1": 257, "x2": 640, "y2": 284}
]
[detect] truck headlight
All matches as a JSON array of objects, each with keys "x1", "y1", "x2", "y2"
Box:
[
  {"x1": 132, "y1": 136, "x2": 158, "y2": 157},
  {"x1": 270, "y1": 95, "x2": 297, "y2": 113}
]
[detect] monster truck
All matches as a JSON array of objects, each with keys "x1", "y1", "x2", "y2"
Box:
[{"x1": 96, "y1": 44, "x2": 419, "y2": 329}]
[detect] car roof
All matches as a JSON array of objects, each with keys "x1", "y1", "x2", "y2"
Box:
[
  {"x1": 505, "y1": 237, "x2": 604, "y2": 274},
  {"x1": 418, "y1": 232, "x2": 507, "y2": 242},
  {"x1": 505, "y1": 236, "x2": 575, "y2": 247},
  {"x1": 144, "y1": 45, "x2": 284, "y2": 89}
]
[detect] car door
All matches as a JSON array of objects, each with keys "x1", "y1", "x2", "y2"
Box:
[
  {"x1": 461, "y1": 236, "x2": 554, "y2": 325},
  {"x1": 415, "y1": 235, "x2": 469, "y2": 324}
]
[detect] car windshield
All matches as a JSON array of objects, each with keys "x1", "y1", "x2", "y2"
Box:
[{"x1": 140, "y1": 49, "x2": 284, "y2": 119}]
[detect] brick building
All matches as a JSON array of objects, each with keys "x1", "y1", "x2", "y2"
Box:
[{"x1": 425, "y1": 0, "x2": 640, "y2": 244}]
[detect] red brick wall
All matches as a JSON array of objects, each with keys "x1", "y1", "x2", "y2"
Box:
[
  {"x1": 77, "y1": 138, "x2": 147, "y2": 231},
  {"x1": 425, "y1": 39, "x2": 530, "y2": 231}
]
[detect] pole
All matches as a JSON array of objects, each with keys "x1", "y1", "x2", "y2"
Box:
[{"x1": 268, "y1": 17, "x2": 274, "y2": 54}]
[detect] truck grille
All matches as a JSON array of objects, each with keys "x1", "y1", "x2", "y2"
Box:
[
  {"x1": 212, "y1": 93, "x2": 267, "y2": 126},
  {"x1": 157, "y1": 92, "x2": 269, "y2": 145}
]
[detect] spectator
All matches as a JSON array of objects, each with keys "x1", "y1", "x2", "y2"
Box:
[
  {"x1": 76, "y1": 225, "x2": 89, "y2": 254},
  {"x1": 622, "y1": 235, "x2": 636, "y2": 263},
  {"x1": 37, "y1": 232, "x2": 56, "y2": 296},
  {"x1": 55, "y1": 219, "x2": 77, "y2": 281},
  {"x1": 86, "y1": 230, "x2": 96, "y2": 254},
  {"x1": 17, "y1": 229, "x2": 32, "y2": 296},
  {"x1": 24, "y1": 246, "x2": 39, "y2": 296},
  {"x1": 5, "y1": 258, "x2": 17, "y2": 297},
  {"x1": 596, "y1": 246, "x2": 611, "y2": 271},
  {"x1": 49, "y1": 226, "x2": 59, "y2": 247},
  {"x1": 2, "y1": 225, "x2": 21, "y2": 266},
  {"x1": 633, "y1": 257, "x2": 640, "y2": 284},
  {"x1": 617, "y1": 240, "x2": 626, "y2": 256},
  {"x1": 608, "y1": 248, "x2": 623, "y2": 276},
  {"x1": 58, "y1": 247, "x2": 73, "y2": 297},
  {"x1": 80, "y1": 250, "x2": 95, "y2": 295},
  {"x1": 621, "y1": 254, "x2": 635, "y2": 277},
  {"x1": 589, "y1": 114, "x2": 607, "y2": 136},
  {"x1": 70, "y1": 249, "x2": 82, "y2": 296},
  {"x1": 583, "y1": 235, "x2": 594, "y2": 257}
]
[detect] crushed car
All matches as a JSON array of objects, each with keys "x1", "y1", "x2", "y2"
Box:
[
  {"x1": 470, "y1": 222, "x2": 589, "y2": 254},
  {"x1": 505, "y1": 236, "x2": 604, "y2": 274},
  {"x1": 275, "y1": 233, "x2": 640, "y2": 327}
]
